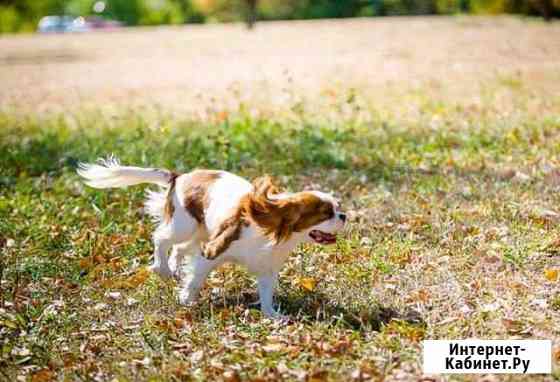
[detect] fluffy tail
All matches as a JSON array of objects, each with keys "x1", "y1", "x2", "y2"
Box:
[{"x1": 77, "y1": 156, "x2": 173, "y2": 189}]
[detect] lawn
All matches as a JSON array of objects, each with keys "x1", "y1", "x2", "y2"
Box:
[{"x1": 1, "y1": 16, "x2": 560, "y2": 382}]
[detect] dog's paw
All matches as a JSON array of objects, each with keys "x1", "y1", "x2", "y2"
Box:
[
  {"x1": 177, "y1": 293, "x2": 199, "y2": 306},
  {"x1": 261, "y1": 305, "x2": 289, "y2": 321}
]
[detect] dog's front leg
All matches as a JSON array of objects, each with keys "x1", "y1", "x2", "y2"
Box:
[
  {"x1": 257, "y1": 273, "x2": 282, "y2": 318},
  {"x1": 178, "y1": 254, "x2": 216, "y2": 306},
  {"x1": 169, "y1": 241, "x2": 196, "y2": 279}
]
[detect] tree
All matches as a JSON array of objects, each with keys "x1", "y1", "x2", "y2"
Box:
[
  {"x1": 246, "y1": 0, "x2": 257, "y2": 28},
  {"x1": 531, "y1": 0, "x2": 553, "y2": 20}
]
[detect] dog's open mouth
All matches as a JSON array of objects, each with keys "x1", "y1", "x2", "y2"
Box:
[{"x1": 309, "y1": 230, "x2": 337, "y2": 245}]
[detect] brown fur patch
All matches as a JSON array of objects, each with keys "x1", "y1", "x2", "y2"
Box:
[
  {"x1": 163, "y1": 172, "x2": 180, "y2": 223},
  {"x1": 242, "y1": 176, "x2": 334, "y2": 244},
  {"x1": 202, "y1": 208, "x2": 248, "y2": 259},
  {"x1": 183, "y1": 170, "x2": 221, "y2": 223}
]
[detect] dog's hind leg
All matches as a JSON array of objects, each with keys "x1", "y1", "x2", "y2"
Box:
[
  {"x1": 150, "y1": 204, "x2": 198, "y2": 279},
  {"x1": 149, "y1": 225, "x2": 177, "y2": 279}
]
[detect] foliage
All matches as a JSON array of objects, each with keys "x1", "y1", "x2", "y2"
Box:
[
  {"x1": 0, "y1": 0, "x2": 65, "y2": 32},
  {"x1": 0, "y1": 5, "x2": 21, "y2": 32},
  {"x1": 1, "y1": 0, "x2": 559, "y2": 33},
  {"x1": 0, "y1": 0, "x2": 205, "y2": 32}
]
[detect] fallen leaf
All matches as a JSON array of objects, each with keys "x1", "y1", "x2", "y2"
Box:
[
  {"x1": 210, "y1": 359, "x2": 224, "y2": 370},
  {"x1": 223, "y1": 370, "x2": 241, "y2": 382},
  {"x1": 543, "y1": 238, "x2": 560, "y2": 254},
  {"x1": 173, "y1": 317, "x2": 190, "y2": 329},
  {"x1": 132, "y1": 357, "x2": 151, "y2": 367},
  {"x1": 502, "y1": 318, "x2": 525, "y2": 334},
  {"x1": 190, "y1": 350, "x2": 204, "y2": 363},
  {"x1": 171, "y1": 342, "x2": 191, "y2": 350},
  {"x1": 544, "y1": 168, "x2": 560, "y2": 186},
  {"x1": 328, "y1": 339, "x2": 352, "y2": 355},
  {"x1": 126, "y1": 297, "x2": 138, "y2": 306},
  {"x1": 31, "y1": 369, "x2": 54, "y2": 382},
  {"x1": 384, "y1": 320, "x2": 426, "y2": 342},
  {"x1": 106, "y1": 291, "x2": 121, "y2": 300},
  {"x1": 360, "y1": 237, "x2": 373, "y2": 246},
  {"x1": 545, "y1": 269, "x2": 558, "y2": 282},
  {"x1": 93, "y1": 303, "x2": 108, "y2": 311},
  {"x1": 351, "y1": 362, "x2": 379, "y2": 381},
  {"x1": 276, "y1": 361, "x2": 290, "y2": 374},
  {"x1": 104, "y1": 267, "x2": 151, "y2": 289},
  {"x1": 262, "y1": 343, "x2": 284, "y2": 353},
  {"x1": 12, "y1": 347, "x2": 31, "y2": 356},
  {"x1": 513, "y1": 171, "x2": 530, "y2": 183},
  {"x1": 308, "y1": 370, "x2": 329, "y2": 382},
  {"x1": 118, "y1": 267, "x2": 150, "y2": 288},
  {"x1": 553, "y1": 347, "x2": 560, "y2": 362},
  {"x1": 497, "y1": 167, "x2": 516, "y2": 180},
  {"x1": 79, "y1": 257, "x2": 93, "y2": 270},
  {"x1": 407, "y1": 289, "x2": 430, "y2": 304},
  {"x1": 297, "y1": 277, "x2": 317, "y2": 292}
]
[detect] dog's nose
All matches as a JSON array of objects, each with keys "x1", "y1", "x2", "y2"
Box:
[{"x1": 339, "y1": 213, "x2": 347, "y2": 223}]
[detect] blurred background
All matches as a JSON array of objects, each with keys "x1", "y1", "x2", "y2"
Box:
[
  {"x1": 1, "y1": 1, "x2": 558, "y2": 117},
  {"x1": 0, "y1": 0, "x2": 559, "y2": 34}
]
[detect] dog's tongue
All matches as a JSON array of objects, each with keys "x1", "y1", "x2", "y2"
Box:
[{"x1": 310, "y1": 230, "x2": 337, "y2": 244}]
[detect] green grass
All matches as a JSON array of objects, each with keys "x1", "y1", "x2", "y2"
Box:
[{"x1": 1, "y1": 83, "x2": 560, "y2": 381}]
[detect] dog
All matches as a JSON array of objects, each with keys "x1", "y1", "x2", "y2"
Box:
[{"x1": 77, "y1": 156, "x2": 346, "y2": 317}]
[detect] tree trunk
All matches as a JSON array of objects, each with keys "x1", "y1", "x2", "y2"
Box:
[
  {"x1": 542, "y1": 0, "x2": 552, "y2": 20},
  {"x1": 533, "y1": 0, "x2": 553, "y2": 21},
  {"x1": 246, "y1": 0, "x2": 257, "y2": 29}
]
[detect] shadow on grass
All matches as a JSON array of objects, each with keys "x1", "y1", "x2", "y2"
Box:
[
  {"x1": 278, "y1": 290, "x2": 424, "y2": 331},
  {"x1": 208, "y1": 289, "x2": 423, "y2": 331},
  {"x1": 0, "y1": 112, "x2": 521, "y2": 191}
]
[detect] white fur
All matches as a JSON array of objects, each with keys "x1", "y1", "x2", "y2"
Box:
[
  {"x1": 78, "y1": 157, "x2": 345, "y2": 318},
  {"x1": 144, "y1": 189, "x2": 167, "y2": 222},
  {"x1": 77, "y1": 156, "x2": 171, "y2": 188}
]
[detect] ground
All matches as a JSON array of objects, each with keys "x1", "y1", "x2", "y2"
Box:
[{"x1": 0, "y1": 16, "x2": 560, "y2": 382}]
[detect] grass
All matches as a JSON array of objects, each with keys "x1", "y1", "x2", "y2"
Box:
[{"x1": 1, "y1": 80, "x2": 559, "y2": 381}]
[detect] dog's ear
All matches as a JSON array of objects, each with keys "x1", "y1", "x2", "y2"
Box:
[
  {"x1": 244, "y1": 176, "x2": 300, "y2": 243},
  {"x1": 252, "y1": 175, "x2": 280, "y2": 198}
]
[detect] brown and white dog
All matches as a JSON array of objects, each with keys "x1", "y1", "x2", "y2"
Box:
[{"x1": 77, "y1": 156, "x2": 346, "y2": 317}]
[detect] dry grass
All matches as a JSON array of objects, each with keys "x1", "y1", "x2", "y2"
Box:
[{"x1": 1, "y1": 16, "x2": 560, "y2": 382}]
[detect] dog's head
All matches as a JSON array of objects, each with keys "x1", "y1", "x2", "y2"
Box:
[{"x1": 243, "y1": 176, "x2": 346, "y2": 245}]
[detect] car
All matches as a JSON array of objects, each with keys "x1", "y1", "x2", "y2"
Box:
[
  {"x1": 37, "y1": 15, "x2": 89, "y2": 34},
  {"x1": 38, "y1": 15, "x2": 74, "y2": 33}
]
